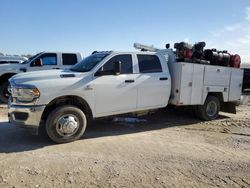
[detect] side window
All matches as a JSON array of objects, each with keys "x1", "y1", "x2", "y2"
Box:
[
  {"x1": 40, "y1": 53, "x2": 57, "y2": 66},
  {"x1": 137, "y1": 55, "x2": 162, "y2": 73},
  {"x1": 62, "y1": 54, "x2": 78, "y2": 65},
  {"x1": 102, "y1": 54, "x2": 133, "y2": 74}
]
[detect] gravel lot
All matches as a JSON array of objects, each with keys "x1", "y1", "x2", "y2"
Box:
[{"x1": 0, "y1": 104, "x2": 250, "y2": 188}]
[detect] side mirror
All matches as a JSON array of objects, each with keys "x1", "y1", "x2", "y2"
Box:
[
  {"x1": 31, "y1": 58, "x2": 43, "y2": 67},
  {"x1": 113, "y1": 61, "x2": 121, "y2": 75}
]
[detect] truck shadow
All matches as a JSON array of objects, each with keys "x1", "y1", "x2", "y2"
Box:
[
  {"x1": 84, "y1": 108, "x2": 229, "y2": 139},
  {"x1": 0, "y1": 108, "x2": 230, "y2": 153}
]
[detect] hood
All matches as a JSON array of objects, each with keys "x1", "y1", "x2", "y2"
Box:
[
  {"x1": 0, "y1": 62, "x2": 19, "y2": 65},
  {"x1": 11, "y1": 69, "x2": 85, "y2": 85},
  {"x1": 0, "y1": 63, "x2": 23, "y2": 71}
]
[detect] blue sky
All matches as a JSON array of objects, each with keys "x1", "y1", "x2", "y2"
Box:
[{"x1": 0, "y1": 0, "x2": 250, "y2": 62}]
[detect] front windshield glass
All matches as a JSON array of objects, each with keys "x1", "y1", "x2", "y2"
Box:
[
  {"x1": 21, "y1": 52, "x2": 43, "y2": 64},
  {"x1": 70, "y1": 53, "x2": 109, "y2": 72}
]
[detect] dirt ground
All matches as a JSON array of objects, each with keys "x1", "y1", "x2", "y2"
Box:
[{"x1": 0, "y1": 103, "x2": 250, "y2": 188}]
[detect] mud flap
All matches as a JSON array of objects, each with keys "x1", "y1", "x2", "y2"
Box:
[{"x1": 221, "y1": 102, "x2": 236, "y2": 114}]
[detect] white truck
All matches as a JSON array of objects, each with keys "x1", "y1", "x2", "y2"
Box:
[
  {"x1": 0, "y1": 52, "x2": 83, "y2": 103},
  {"x1": 8, "y1": 44, "x2": 243, "y2": 143}
]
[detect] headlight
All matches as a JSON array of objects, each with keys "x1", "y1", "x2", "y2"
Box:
[{"x1": 11, "y1": 86, "x2": 40, "y2": 103}]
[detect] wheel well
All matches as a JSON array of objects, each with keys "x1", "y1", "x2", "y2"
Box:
[
  {"x1": 0, "y1": 73, "x2": 16, "y2": 84},
  {"x1": 41, "y1": 96, "x2": 93, "y2": 122},
  {"x1": 207, "y1": 92, "x2": 223, "y2": 102}
]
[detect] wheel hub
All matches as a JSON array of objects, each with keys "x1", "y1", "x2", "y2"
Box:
[
  {"x1": 56, "y1": 115, "x2": 79, "y2": 136},
  {"x1": 206, "y1": 101, "x2": 217, "y2": 117}
]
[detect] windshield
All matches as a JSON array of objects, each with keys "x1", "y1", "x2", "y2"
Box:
[
  {"x1": 21, "y1": 52, "x2": 43, "y2": 64},
  {"x1": 70, "y1": 53, "x2": 109, "y2": 72}
]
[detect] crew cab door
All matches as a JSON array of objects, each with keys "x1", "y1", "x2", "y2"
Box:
[
  {"x1": 27, "y1": 53, "x2": 59, "y2": 71},
  {"x1": 92, "y1": 54, "x2": 137, "y2": 117},
  {"x1": 135, "y1": 54, "x2": 171, "y2": 109}
]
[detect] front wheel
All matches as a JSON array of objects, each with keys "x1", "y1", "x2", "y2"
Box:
[
  {"x1": 46, "y1": 105, "x2": 87, "y2": 143},
  {"x1": 196, "y1": 96, "x2": 220, "y2": 121}
]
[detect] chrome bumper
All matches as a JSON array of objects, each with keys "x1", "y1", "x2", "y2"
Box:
[{"x1": 8, "y1": 105, "x2": 46, "y2": 132}]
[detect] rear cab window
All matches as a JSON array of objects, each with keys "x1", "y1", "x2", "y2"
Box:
[
  {"x1": 137, "y1": 54, "x2": 162, "y2": 73},
  {"x1": 62, "y1": 53, "x2": 78, "y2": 65}
]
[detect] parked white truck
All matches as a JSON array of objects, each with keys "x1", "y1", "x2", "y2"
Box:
[
  {"x1": 0, "y1": 52, "x2": 83, "y2": 103},
  {"x1": 8, "y1": 44, "x2": 243, "y2": 143}
]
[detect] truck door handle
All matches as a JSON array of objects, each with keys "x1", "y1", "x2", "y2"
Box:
[
  {"x1": 53, "y1": 67, "x2": 60, "y2": 70},
  {"x1": 159, "y1": 77, "x2": 168, "y2": 81},
  {"x1": 125, "y1": 80, "x2": 135, "y2": 83}
]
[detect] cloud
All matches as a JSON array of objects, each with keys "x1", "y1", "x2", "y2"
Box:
[
  {"x1": 208, "y1": 7, "x2": 250, "y2": 64},
  {"x1": 224, "y1": 24, "x2": 241, "y2": 31},
  {"x1": 237, "y1": 35, "x2": 250, "y2": 45},
  {"x1": 209, "y1": 24, "x2": 241, "y2": 38},
  {"x1": 245, "y1": 7, "x2": 250, "y2": 21}
]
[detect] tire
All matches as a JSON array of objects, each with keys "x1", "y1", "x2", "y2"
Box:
[
  {"x1": 46, "y1": 105, "x2": 87, "y2": 144},
  {"x1": 0, "y1": 81, "x2": 10, "y2": 104},
  {"x1": 196, "y1": 96, "x2": 220, "y2": 121}
]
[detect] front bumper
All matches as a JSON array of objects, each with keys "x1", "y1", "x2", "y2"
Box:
[{"x1": 8, "y1": 104, "x2": 46, "y2": 134}]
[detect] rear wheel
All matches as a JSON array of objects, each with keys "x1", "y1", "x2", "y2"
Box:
[
  {"x1": 0, "y1": 81, "x2": 10, "y2": 103},
  {"x1": 46, "y1": 105, "x2": 87, "y2": 143},
  {"x1": 196, "y1": 96, "x2": 220, "y2": 121}
]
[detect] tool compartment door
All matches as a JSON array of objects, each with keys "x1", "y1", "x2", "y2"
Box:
[
  {"x1": 179, "y1": 63, "x2": 205, "y2": 105},
  {"x1": 190, "y1": 64, "x2": 205, "y2": 104},
  {"x1": 178, "y1": 63, "x2": 193, "y2": 105},
  {"x1": 229, "y1": 69, "x2": 244, "y2": 101},
  {"x1": 169, "y1": 63, "x2": 204, "y2": 105},
  {"x1": 204, "y1": 66, "x2": 231, "y2": 86}
]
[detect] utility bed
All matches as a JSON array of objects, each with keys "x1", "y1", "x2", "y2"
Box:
[{"x1": 168, "y1": 62, "x2": 243, "y2": 106}]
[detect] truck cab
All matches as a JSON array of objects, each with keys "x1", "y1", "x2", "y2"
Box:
[
  {"x1": 0, "y1": 52, "x2": 82, "y2": 103},
  {"x1": 86, "y1": 51, "x2": 171, "y2": 116}
]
